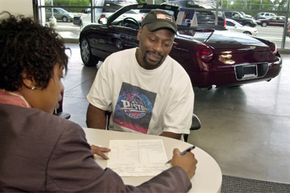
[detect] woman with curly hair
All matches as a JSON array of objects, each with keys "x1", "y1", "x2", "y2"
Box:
[{"x1": 0, "y1": 12, "x2": 197, "y2": 192}]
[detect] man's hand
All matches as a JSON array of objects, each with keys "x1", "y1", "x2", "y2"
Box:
[
  {"x1": 170, "y1": 148, "x2": 197, "y2": 179},
  {"x1": 91, "y1": 145, "x2": 111, "y2": 160}
]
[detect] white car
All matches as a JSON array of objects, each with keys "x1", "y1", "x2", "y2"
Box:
[
  {"x1": 77, "y1": 0, "x2": 139, "y2": 27},
  {"x1": 79, "y1": 8, "x2": 144, "y2": 27},
  {"x1": 225, "y1": 18, "x2": 258, "y2": 36},
  {"x1": 46, "y1": 7, "x2": 74, "y2": 22}
]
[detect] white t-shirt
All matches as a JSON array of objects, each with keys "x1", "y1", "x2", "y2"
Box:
[{"x1": 87, "y1": 48, "x2": 194, "y2": 135}]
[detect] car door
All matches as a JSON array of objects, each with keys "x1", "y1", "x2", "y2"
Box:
[
  {"x1": 101, "y1": 8, "x2": 143, "y2": 53},
  {"x1": 226, "y1": 19, "x2": 238, "y2": 32},
  {"x1": 89, "y1": 22, "x2": 138, "y2": 59},
  {"x1": 109, "y1": 24, "x2": 139, "y2": 51}
]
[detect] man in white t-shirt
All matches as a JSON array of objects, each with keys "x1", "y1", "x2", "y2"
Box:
[{"x1": 86, "y1": 9, "x2": 194, "y2": 139}]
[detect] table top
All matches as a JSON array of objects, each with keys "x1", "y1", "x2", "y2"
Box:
[{"x1": 83, "y1": 128, "x2": 222, "y2": 193}]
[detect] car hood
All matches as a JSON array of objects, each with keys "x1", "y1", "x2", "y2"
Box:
[{"x1": 190, "y1": 30, "x2": 269, "y2": 51}]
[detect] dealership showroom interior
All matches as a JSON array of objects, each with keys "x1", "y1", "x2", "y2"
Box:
[{"x1": 1, "y1": 0, "x2": 290, "y2": 192}]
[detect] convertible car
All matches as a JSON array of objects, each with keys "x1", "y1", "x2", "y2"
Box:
[{"x1": 79, "y1": 4, "x2": 282, "y2": 88}]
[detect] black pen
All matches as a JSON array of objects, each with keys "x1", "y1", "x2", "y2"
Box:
[{"x1": 165, "y1": 145, "x2": 196, "y2": 164}]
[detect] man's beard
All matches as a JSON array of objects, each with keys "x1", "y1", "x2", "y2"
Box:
[{"x1": 143, "y1": 51, "x2": 164, "y2": 68}]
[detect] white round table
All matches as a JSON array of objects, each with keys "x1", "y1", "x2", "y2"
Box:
[{"x1": 84, "y1": 128, "x2": 222, "y2": 193}]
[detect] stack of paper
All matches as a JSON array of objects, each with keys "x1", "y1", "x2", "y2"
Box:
[{"x1": 107, "y1": 139, "x2": 170, "y2": 176}]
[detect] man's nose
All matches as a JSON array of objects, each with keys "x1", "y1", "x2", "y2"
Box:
[{"x1": 153, "y1": 41, "x2": 163, "y2": 53}]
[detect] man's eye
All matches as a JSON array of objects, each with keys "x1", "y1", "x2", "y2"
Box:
[
  {"x1": 164, "y1": 42, "x2": 173, "y2": 47},
  {"x1": 148, "y1": 36, "x2": 157, "y2": 42}
]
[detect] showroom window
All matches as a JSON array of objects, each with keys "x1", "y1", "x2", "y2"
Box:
[
  {"x1": 35, "y1": 0, "x2": 290, "y2": 50},
  {"x1": 35, "y1": 0, "x2": 145, "y2": 41},
  {"x1": 219, "y1": 0, "x2": 290, "y2": 49}
]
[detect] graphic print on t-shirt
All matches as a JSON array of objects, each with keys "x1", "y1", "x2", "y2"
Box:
[{"x1": 113, "y1": 82, "x2": 156, "y2": 133}]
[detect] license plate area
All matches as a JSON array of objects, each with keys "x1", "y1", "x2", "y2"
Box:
[{"x1": 235, "y1": 64, "x2": 258, "y2": 80}]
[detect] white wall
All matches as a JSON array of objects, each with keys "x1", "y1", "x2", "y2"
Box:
[{"x1": 0, "y1": 0, "x2": 33, "y2": 17}]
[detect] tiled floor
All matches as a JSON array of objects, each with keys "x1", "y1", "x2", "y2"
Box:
[{"x1": 63, "y1": 43, "x2": 290, "y2": 184}]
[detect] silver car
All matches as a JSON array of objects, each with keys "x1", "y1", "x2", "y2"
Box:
[{"x1": 46, "y1": 7, "x2": 74, "y2": 22}]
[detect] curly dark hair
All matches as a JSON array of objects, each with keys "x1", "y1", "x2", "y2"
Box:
[{"x1": 0, "y1": 12, "x2": 68, "y2": 91}]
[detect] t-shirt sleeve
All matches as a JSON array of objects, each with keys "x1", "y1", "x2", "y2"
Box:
[
  {"x1": 87, "y1": 58, "x2": 112, "y2": 111},
  {"x1": 163, "y1": 72, "x2": 194, "y2": 134},
  {"x1": 46, "y1": 122, "x2": 191, "y2": 193}
]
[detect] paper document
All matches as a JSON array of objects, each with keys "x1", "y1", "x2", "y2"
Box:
[{"x1": 107, "y1": 139, "x2": 170, "y2": 176}]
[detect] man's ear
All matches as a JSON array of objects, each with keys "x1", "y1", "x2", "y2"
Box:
[{"x1": 137, "y1": 28, "x2": 142, "y2": 41}]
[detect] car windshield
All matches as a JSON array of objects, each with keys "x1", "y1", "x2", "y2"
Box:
[{"x1": 114, "y1": 9, "x2": 144, "y2": 22}]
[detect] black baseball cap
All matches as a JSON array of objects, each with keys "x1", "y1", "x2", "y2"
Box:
[{"x1": 141, "y1": 10, "x2": 177, "y2": 34}]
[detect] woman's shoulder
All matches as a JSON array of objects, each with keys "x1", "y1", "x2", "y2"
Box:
[{"x1": 1, "y1": 104, "x2": 81, "y2": 136}]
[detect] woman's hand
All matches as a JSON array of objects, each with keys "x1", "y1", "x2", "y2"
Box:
[{"x1": 91, "y1": 145, "x2": 111, "y2": 160}]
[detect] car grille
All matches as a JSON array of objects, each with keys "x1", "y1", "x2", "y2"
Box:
[{"x1": 235, "y1": 62, "x2": 269, "y2": 81}]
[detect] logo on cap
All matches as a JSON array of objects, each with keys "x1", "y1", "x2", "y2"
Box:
[{"x1": 141, "y1": 10, "x2": 177, "y2": 33}]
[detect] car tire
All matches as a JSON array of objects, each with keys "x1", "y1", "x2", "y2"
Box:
[
  {"x1": 62, "y1": 16, "x2": 68, "y2": 22},
  {"x1": 261, "y1": 22, "x2": 267, "y2": 27},
  {"x1": 80, "y1": 37, "x2": 100, "y2": 67}
]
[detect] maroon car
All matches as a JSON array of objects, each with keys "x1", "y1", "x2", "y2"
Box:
[{"x1": 79, "y1": 4, "x2": 282, "y2": 88}]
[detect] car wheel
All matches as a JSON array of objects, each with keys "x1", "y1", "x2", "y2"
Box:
[
  {"x1": 62, "y1": 16, "x2": 68, "y2": 22},
  {"x1": 261, "y1": 22, "x2": 267, "y2": 27},
  {"x1": 80, "y1": 37, "x2": 99, "y2": 67}
]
